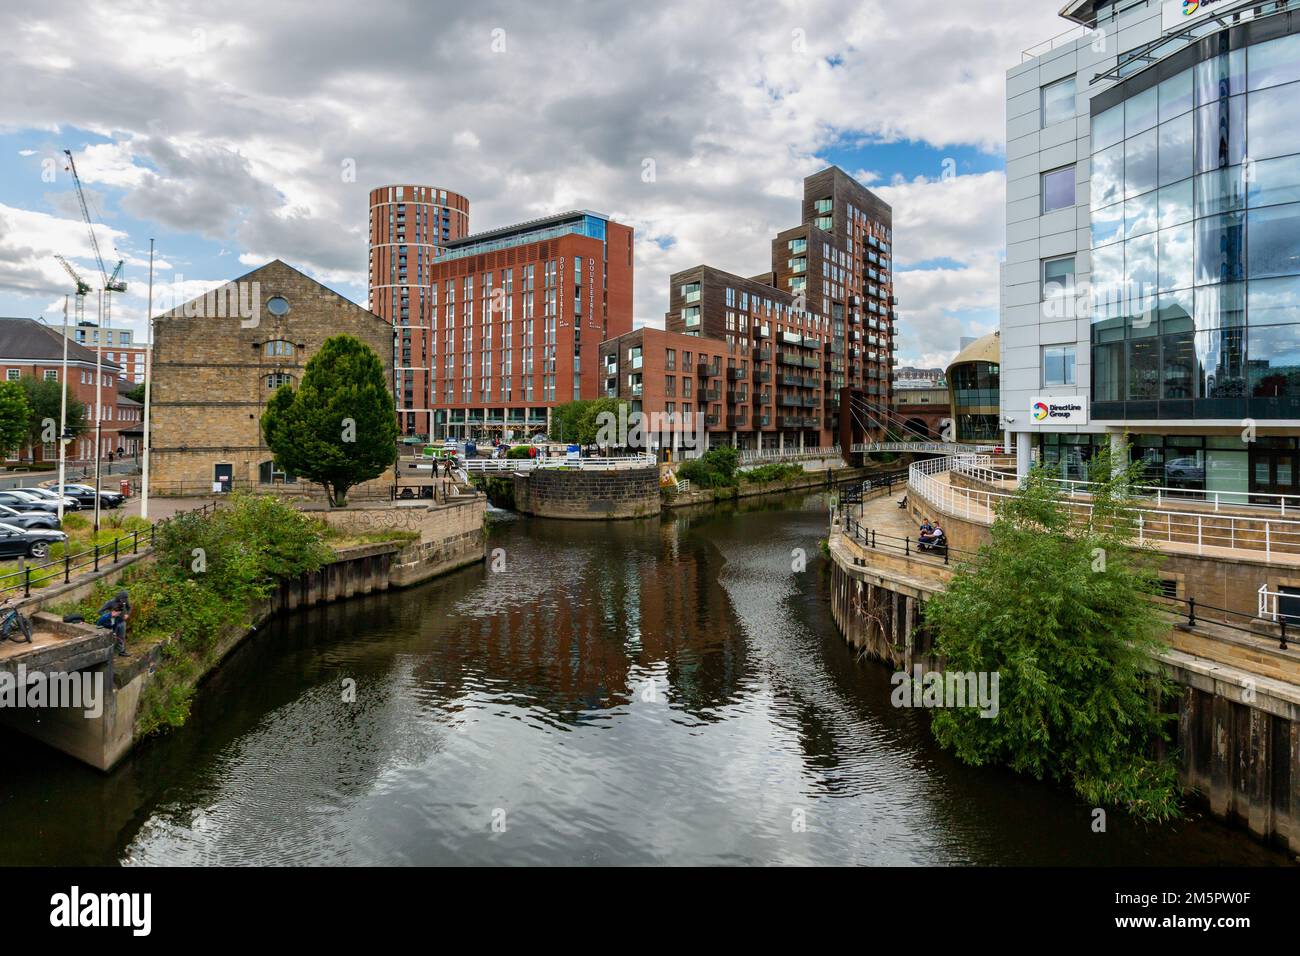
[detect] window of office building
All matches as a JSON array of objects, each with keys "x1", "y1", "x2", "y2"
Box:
[
  {"x1": 1042, "y1": 256, "x2": 1076, "y2": 301},
  {"x1": 1043, "y1": 345, "x2": 1076, "y2": 387},
  {"x1": 1041, "y1": 76, "x2": 1076, "y2": 128},
  {"x1": 1042, "y1": 166, "x2": 1075, "y2": 213}
]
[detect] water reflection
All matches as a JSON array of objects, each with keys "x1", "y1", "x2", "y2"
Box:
[{"x1": 0, "y1": 493, "x2": 1289, "y2": 866}]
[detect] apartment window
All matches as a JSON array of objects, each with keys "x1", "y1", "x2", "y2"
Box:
[
  {"x1": 43, "y1": 370, "x2": 57, "y2": 382},
  {"x1": 264, "y1": 340, "x2": 296, "y2": 357},
  {"x1": 5, "y1": 370, "x2": 17, "y2": 381},
  {"x1": 267, "y1": 373, "x2": 294, "y2": 389},
  {"x1": 1043, "y1": 345, "x2": 1076, "y2": 387},
  {"x1": 1042, "y1": 256, "x2": 1076, "y2": 300},
  {"x1": 1042, "y1": 166, "x2": 1076, "y2": 213},
  {"x1": 1041, "y1": 77, "x2": 1076, "y2": 128}
]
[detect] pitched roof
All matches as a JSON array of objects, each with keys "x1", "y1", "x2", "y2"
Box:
[
  {"x1": 0, "y1": 317, "x2": 122, "y2": 370},
  {"x1": 155, "y1": 259, "x2": 388, "y2": 328}
]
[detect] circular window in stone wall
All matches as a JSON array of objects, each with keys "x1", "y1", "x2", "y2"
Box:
[{"x1": 266, "y1": 296, "x2": 290, "y2": 317}]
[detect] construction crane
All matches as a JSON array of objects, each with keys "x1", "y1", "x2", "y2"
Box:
[
  {"x1": 62, "y1": 148, "x2": 126, "y2": 295},
  {"x1": 54, "y1": 254, "x2": 90, "y2": 324}
]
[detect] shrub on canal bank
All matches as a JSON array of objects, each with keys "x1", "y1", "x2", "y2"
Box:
[
  {"x1": 64, "y1": 493, "x2": 334, "y2": 737},
  {"x1": 923, "y1": 446, "x2": 1182, "y2": 823},
  {"x1": 739, "y1": 462, "x2": 806, "y2": 484},
  {"x1": 676, "y1": 447, "x2": 739, "y2": 489}
]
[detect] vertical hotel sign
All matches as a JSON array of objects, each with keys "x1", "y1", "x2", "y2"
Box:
[{"x1": 1161, "y1": 0, "x2": 1234, "y2": 31}]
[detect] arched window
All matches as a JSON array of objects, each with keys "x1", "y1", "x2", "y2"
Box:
[
  {"x1": 266, "y1": 372, "x2": 294, "y2": 389},
  {"x1": 264, "y1": 340, "x2": 295, "y2": 358}
]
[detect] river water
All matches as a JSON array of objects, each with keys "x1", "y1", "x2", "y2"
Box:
[{"x1": 0, "y1": 493, "x2": 1289, "y2": 865}]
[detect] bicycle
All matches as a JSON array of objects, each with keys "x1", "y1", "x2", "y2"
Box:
[{"x1": 0, "y1": 597, "x2": 32, "y2": 644}]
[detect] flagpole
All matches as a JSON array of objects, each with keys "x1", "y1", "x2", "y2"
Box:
[
  {"x1": 93, "y1": 289, "x2": 103, "y2": 534},
  {"x1": 141, "y1": 239, "x2": 154, "y2": 520},
  {"x1": 57, "y1": 295, "x2": 69, "y2": 524}
]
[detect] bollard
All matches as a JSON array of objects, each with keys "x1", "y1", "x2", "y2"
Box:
[
  {"x1": 94, "y1": 543, "x2": 100, "y2": 573},
  {"x1": 24, "y1": 565, "x2": 30, "y2": 598},
  {"x1": 1187, "y1": 597, "x2": 1197, "y2": 627},
  {"x1": 64, "y1": 550, "x2": 71, "y2": 584}
]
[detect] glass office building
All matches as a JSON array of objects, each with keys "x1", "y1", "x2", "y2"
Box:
[{"x1": 1005, "y1": 1, "x2": 1300, "y2": 502}]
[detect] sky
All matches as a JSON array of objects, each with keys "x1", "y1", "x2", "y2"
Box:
[{"x1": 0, "y1": 0, "x2": 1070, "y2": 370}]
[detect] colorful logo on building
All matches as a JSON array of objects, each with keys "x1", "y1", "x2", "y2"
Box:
[
  {"x1": 1183, "y1": 0, "x2": 1200, "y2": 14},
  {"x1": 1032, "y1": 402, "x2": 1050, "y2": 422}
]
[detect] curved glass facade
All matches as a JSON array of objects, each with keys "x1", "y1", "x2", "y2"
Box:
[
  {"x1": 1090, "y1": 30, "x2": 1300, "y2": 422},
  {"x1": 949, "y1": 360, "x2": 1000, "y2": 442}
]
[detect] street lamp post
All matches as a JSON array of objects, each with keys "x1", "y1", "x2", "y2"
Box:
[
  {"x1": 57, "y1": 296, "x2": 69, "y2": 524},
  {"x1": 93, "y1": 290, "x2": 103, "y2": 534}
]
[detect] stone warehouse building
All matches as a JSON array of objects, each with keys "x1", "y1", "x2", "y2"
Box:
[{"x1": 150, "y1": 260, "x2": 395, "y2": 494}]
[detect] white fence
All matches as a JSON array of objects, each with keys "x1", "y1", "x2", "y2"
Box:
[
  {"x1": 739, "y1": 446, "x2": 840, "y2": 464},
  {"x1": 909, "y1": 455, "x2": 1300, "y2": 563},
  {"x1": 852, "y1": 442, "x2": 997, "y2": 455},
  {"x1": 464, "y1": 454, "x2": 656, "y2": 474}
]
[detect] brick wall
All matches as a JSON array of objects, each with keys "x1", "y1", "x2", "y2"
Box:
[{"x1": 151, "y1": 260, "x2": 394, "y2": 492}]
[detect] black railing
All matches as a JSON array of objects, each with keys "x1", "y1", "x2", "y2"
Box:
[
  {"x1": 1154, "y1": 593, "x2": 1294, "y2": 652},
  {"x1": 0, "y1": 501, "x2": 222, "y2": 600}
]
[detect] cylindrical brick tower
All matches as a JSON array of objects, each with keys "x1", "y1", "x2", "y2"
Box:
[{"x1": 368, "y1": 184, "x2": 470, "y2": 440}]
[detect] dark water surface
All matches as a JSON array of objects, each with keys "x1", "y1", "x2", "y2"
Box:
[{"x1": 0, "y1": 493, "x2": 1289, "y2": 865}]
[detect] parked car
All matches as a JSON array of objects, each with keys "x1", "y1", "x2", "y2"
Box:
[
  {"x1": 0, "y1": 522, "x2": 66, "y2": 559},
  {"x1": 43, "y1": 483, "x2": 124, "y2": 509},
  {"x1": 0, "y1": 491, "x2": 60, "y2": 514},
  {"x1": 11, "y1": 486, "x2": 79, "y2": 511},
  {"x1": 0, "y1": 505, "x2": 60, "y2": 530}
]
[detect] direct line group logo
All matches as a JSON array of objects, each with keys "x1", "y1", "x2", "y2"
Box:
[{"x1": 1032, "y1": 402, "x2": 1050, "y2": 422}]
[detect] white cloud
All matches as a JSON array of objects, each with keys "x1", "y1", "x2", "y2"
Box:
[{"x1": 0, "y1": 0, "x2": 1072, "y2": 364}]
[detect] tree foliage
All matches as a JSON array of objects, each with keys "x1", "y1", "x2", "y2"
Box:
[
  {"x1": 551, "y1": 397, "x2": 629, "y2": 447},
  {"x1": 923, "y1": 445, "x2": 1182, "y2": 822},
  {"x1": 260, "y1": 335, "x2": 398, "y2": 506},
  {"x1": 17, "y1": 376, "x2": 87, "y2": 458},
  {"x1": 0, "y1": 381, "x2": 32, "y2": 455},
  {"x1": 677, "y1": 446, "x2": 739, "y2": 488}
]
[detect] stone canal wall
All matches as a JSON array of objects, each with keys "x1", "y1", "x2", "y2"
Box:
[
  {"x1": 826, "y1": 520, "x2": 1300, "y2": 854},
  {"x1": 513, "y1": 466, "x2": 661, "y2": 520},
  {"x1": 3, "y1": 498, "x2": 487, "y2": 771}
]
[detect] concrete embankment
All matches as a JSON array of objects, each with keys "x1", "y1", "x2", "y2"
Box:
[
  {"x1": 826, "y1": 491, "x2": 1300, "y2": 855},
  {"x1": 0, "y1": 496, "x2": 487, "y2": 770}
]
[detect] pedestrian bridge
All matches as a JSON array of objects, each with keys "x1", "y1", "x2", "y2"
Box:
[
  {"x1": 851, "y1": 442, "x2": 999, "y2": 455},
  {"x1": 463, "y1": 454, "x2": 657, "y2": 475}
]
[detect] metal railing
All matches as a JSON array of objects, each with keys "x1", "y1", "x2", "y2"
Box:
[
  {"x1": 911, "y1": 455, "x2": 1300, "y2": 563},
  {"x1": 464, "y1": 454, "x2": 656, "y2": 474},
  {"x1": 0, "y1": 501, "x2": 221, "y2": 600},
  {"x1": 739, "y1": 446, "x2": 840, "y2": 464},
  {"x1": 852, "y1": 441, "x2": 997, "y2": 455}
]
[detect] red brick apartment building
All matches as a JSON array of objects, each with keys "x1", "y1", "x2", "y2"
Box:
[
  {"x1": 609, "y1": 166, "x2": 896, "y2": 456},
  {"x1": 368, "y1": 186, "x2": 634, "y2": 441},
  {"x1": 368, "y1": 184, "x2": 471, "y2": 439},
  {"x1": 0, "y1": 316, "x2": 133, "y2": 463}
]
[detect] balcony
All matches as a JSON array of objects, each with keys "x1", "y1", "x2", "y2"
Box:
[
  {"x1": 704, "y1": 414, "x2": 721, "y2": 427},
  {"x1": 753, "y1": 369, "x2": 772, "y2": 383},
  {"x1": 755, "y1": 391, "x2": 771, "y2": 405},
  {"x1": 779, "y1": 372, "x2": 803, "y2": 387},
  {"x1": 753, "y1": 346, "x2": 772, "y2": 362},
  {"x1": 726, "y1": 390, "x2": 748, "y2": 405},
  {"x1": 753, "y1": 415, "x2": 771, "y2": 428},
  {"x1": 803, "y1": 396, "x2": 819, "y2": 409},
  {"x1": 726, "y1": 415, "x2": 747, "y2": 429},
  {"x1": 727, "y1": 368, "x2": 744, "y2": 381},
  {"x1": 802, "y1": 356, "x2": 820, "y2": 369},
  {"x1": 780, "y1": 352, "x2": 802, "y2": 367},
  {"x1": 702, "y1": 388, "x2": 722, "y2": 402},
  {"x1": 753, "y1": 325, "x2": 769, "y2": 340}
]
